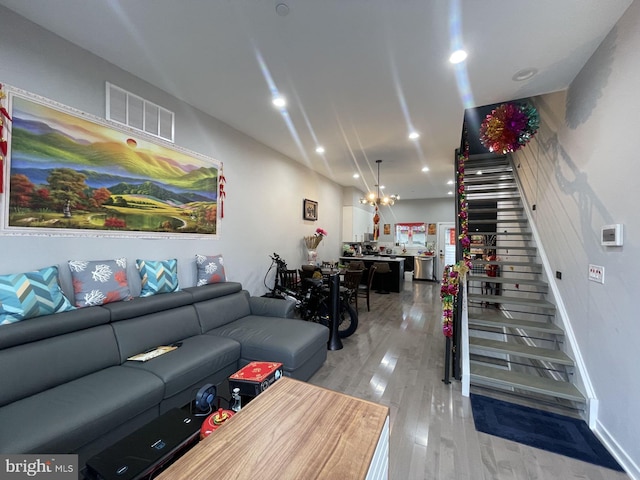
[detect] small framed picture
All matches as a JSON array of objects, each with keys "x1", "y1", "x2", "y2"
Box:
[
  {"x1": 303, "y1": 199, "x2": 318, "y2": 221},
  {"x1": 383, "y1": 223, "x2": 391, "y2": 235}
]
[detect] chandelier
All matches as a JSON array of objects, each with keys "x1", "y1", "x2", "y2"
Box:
[{"x1": 359, "y1": 160, "x2": 400, "y2": 206}]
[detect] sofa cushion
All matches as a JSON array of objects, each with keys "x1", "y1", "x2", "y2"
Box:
[
  {"x1": 68, "y1": 258, "x2": 131, "y2": 307},
  {"x1": 122, "y1": 334, "x2": 241, "y2": 398},
  {"x1": 193, "y1": 291, "x2": 252, "y2": 332},
  {"x1": 0, "y1": 366, "x2": 165, "y2": 454},
  {"x1": 183, "y1": 282, "x2": 242, "y2": 303},
  {"x1": 111, "y1": 306, "x2": 202, "y2": 363},
  {"x1": 136, "y1": 259, "x2": 179, "y2": 297},
  {"x1": 102, "y1": 290, "x2": 194, "y2": 322},
  {"x1": 0, "y1": 265, "x2": 75, "y2": 325},
  {"x1": 0, "y1": 325, "x2": 120, "y2": 407},
  {"x1": 0, "y1": 305, "x2": 110, "y2": 351},
  {"x1": 195, "y1": 254, "x2": 226, "y2": 286},
  {"x1": 207, "y1": 315, "x2": 329, "y2": 371}
]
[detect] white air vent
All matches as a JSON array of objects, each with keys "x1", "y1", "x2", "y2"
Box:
[{"x1": 106, "y1": 82, "x2": 174, "y2": 142}]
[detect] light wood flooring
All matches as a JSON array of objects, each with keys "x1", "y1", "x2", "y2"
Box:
[{"x1": 308, "y1": 277, "x2": 629, "y2": 480}]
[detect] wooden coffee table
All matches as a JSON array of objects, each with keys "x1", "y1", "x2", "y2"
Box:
[{"x1": 156, "y1": 377, "x2": 389, "y2": 479}]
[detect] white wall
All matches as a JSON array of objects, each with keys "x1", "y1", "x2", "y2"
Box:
[
  {"x1": 512, "y1": 2, "x2": 640, "y2": 474},
  {"x1": 0, "y1": 6, "x2": 344, "y2": 296}
]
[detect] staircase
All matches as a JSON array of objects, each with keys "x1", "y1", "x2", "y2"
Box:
[{"x1": 463, "y1": 154, "x2": 585, "y2": 412}]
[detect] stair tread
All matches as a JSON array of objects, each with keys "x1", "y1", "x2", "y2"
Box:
[
  {"x1": 471, "y1": 231, "x2": 531, "y2": 235},
  {"x1": 468, "y1": 219, "x2": 528, "y2": 224},
  {"x1": 471, "y1": 259, "x2": 540, "y2": 267},
  {"x1": 471, "y1": 245, "x2": 537, "y2": 251},
  {"x1": 470, "y1": 364, "x2": 585, "y2": 402},
  {"x1": 467, "y1": 275, "x2": 547, "y2": 287},
  {"x1": 467, "y1": 294, "x2": 555, "y2": 310},
  {"x1": 469, "y1": 337, "x2": 572, "y2": 364},
  {"x1": 468, "y1": 312, "x2": 563, "y2": 334},
  {"x1": 467, "y1": 207, "x2": 523, "y2": 213}
]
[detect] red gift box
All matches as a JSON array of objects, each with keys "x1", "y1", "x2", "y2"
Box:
[{"x1": 229, "y1": 361, "x2": 283, "y2": 397}]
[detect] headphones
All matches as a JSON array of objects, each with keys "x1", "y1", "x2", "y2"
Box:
[{"x1": 194, "y1": 384, "x2": 217, "y2": 413}]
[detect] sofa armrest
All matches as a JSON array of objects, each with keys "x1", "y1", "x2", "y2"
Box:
[{"x1": 248, "y1": 296, "x2": 296, "y2": 318}]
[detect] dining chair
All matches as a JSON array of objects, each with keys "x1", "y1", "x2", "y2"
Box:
[
  {"x1": 279, "y1": 269, "x2": 300, "y2": 290},
  {"x1": 372, "y1": 262, "x2": 391, "y2": 294},
  {"x1": 347, "y1": 260, "x2": 365, "y2": 271},
  {"x1": 356, "y1": 265, "x2": 377, "y2": 312},
  {"x1": 342, "y1": 269, "x2": 363, "y2": 311}
]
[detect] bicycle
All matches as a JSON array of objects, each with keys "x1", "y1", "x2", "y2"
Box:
[{"x1": 265, "y1": 253, "x2": 358, "y2": 338}]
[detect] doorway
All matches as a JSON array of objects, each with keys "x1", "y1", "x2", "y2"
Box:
[{"x1": 436, "y1": 222, "x2": 456, "y2": 281}]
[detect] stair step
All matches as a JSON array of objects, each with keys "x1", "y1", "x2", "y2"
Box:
[
  {"x1": 467, "y1": 275, "x2": 548, "y2": 288},
  {"x1": 471, "y1": 259, "x2": 540, "y2": 268},
  {"x1": 466, "y1": 191, "x2": 521, "y2": 200},
  {"x1": 467, "y1": 206, "x2": 523, "y2": 213},
  {"x1": 468, "y1": 311, "x2": 563, "y2": 334},
  {"x1": 469, "y1": 337, "x2": 571, "y2": 364},
  {"x1": 468, "y1": 294, "x2": 554, "y2": 310},
  {"x1": 471, "y1": 231, "x2": 531, "y2": 237},
  {"x1": 468, "y1": 219, "x2": 528, "y2": 224},
  {"x1": 470, "y1": 364, "x2": 585, "y2": 402},
  {"x1": 464, "y1": 175, "x2": 515, "y2": 184},
  {"x1": 471, "y1": 245, "x2": 537, "y2": 252},
  {"x1": 466, "y1": 184, "x2": 518, "y2": 193}
]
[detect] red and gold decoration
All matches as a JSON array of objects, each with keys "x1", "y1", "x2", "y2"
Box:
[
  {"x1": 479, "y1": 102, "x2": 539, "y2": 154},
  {"x1": 373, "y1": 205, "x2": 380, "y2": 240},
  {"x1": 200, "y1": 408, "x2": 236, "y2": 439},
  {"x1": 0, "y1": 83, "x2": 12, "y2": 193},
  {"x1": 218, "y1": 162, "x2": 226, "y2": 219}
]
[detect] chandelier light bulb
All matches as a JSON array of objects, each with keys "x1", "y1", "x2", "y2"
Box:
[{"x1": 358, "y1": 160, "x2": 399, "y2": 207}]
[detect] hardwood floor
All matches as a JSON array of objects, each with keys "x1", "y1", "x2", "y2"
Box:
[{"x1": 308, "y1": 277, "x2": 629, "y2": 480}]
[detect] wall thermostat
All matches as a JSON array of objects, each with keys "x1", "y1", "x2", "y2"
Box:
[{"x1": 601, "y1": 224, "x2": 623, "y2": 246}]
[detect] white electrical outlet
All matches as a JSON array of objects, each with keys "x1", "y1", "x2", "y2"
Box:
[{"x1": 588, "y1": 264, "x2": 605, "y2": 284}]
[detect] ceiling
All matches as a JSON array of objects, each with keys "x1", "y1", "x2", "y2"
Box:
[{"x1": 0, "y1": 0, "x2": 631, "y2": 199}]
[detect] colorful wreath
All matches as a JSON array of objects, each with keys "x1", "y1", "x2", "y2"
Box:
[{"x1": 479, "y1": 102, "x2": 539, "y2": 154}]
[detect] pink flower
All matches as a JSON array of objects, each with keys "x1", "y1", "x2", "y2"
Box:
[
  {"x1": 443, "y1": 324, "x2": 453, "y2": 337},
  {"x1": 315, "y1": 228, "x2": 328, "y2": 237}
]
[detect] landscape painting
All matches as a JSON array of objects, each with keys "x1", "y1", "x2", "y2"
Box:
[{"x1": 4, "y1": 90, "x2": 219, "y2": 237}]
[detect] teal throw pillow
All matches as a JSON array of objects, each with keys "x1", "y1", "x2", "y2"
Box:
[
  {"x1": 0, "y1": 266, "x2": 75, "y2": 325},
  {"x1": 195, "y1": 254, "x2": 226, "y2": 286},
  {"x1": 137, "y1": 259, "x2": 179, "y2": 297}
]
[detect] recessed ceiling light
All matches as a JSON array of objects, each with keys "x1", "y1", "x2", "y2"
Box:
[
  {"x1": 447, "y1": 180, "x2": 454, "y2": 185},
  {"x1": 315, "y1": 146, "x2": 325, "y2": 154},
  {"x1": 353, "y1": 173, "x2": 360, "y2": 179},
  {"x1": 512, "y1": 67, "x2": 538, "y2": 82},
  {"x1": 272, "y1": 96, "x2": 286, "y2": 108},
  {"x1": 447, "y1": 191, "x2": 453, "y2": 195},
  {"x1": 380, "y1": 185, "x2": 385, "y2": 190},
  {"x1": 449, "y1": 49, "x2": 467, "y2": 64},
  {"x1": 421, "y1": 167, "x2": 429, "y2": 173},
  {"x1": 409, "y1": 132, "x2": 420, "y2": 140}
]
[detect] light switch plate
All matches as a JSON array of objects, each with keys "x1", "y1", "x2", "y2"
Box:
[{"x1": 588, "y1": 264, "x2": 604, "y2": 284}]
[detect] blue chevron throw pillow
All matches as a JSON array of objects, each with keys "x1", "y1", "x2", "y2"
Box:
[
  {"x1": 136, "y1": 259, "x2": 179, "y2": 297},
  {"x1": 0, "y1": 266, "x2": 75, "y2": 325}
]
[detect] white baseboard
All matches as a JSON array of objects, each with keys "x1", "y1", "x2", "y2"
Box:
[{"x1": 595, "y1": 418, "x2": 639, "y2": 479}]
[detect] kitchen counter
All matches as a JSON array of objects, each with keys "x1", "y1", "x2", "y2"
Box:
[{"x1": 340, "y1": 256, "x2": 405, "y2": 292}]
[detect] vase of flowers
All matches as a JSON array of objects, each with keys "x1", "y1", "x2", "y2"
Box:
[{"x1": 303, "y1": 228, "x2": 327, "y2": 265}]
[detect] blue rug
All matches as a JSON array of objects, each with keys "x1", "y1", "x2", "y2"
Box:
[{"x1": 470, "y1": 394, "x2": 623, "y2": 471}]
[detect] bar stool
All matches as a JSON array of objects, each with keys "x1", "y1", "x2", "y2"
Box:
[{"x1": 373, "y1": 262, "x2": 391, "y2": 294}]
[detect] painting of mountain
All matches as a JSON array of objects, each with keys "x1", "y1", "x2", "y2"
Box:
[{"x1": 4, "y1": 91, "x2": 219, "y2": 237}]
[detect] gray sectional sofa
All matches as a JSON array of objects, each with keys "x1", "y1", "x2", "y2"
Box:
[{"x1": 0, "y1": 282, "x2": 328, "y2": 466}]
